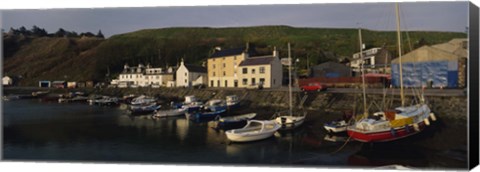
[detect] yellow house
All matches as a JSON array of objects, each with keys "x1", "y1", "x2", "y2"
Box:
[
  {"x1": 207, "y1": 47, "x2": 254, "y2": 87},
  {"x1": 207, "y1": 46, "x2": 282, "y2": 88}
]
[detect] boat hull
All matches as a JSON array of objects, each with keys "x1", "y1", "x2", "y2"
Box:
[
  {"x1": 347, "y1": 122, "x2": 426, "y2": 142},
  {"x1": 226, "y1": 130, "x2": 276, "y2": 142}
]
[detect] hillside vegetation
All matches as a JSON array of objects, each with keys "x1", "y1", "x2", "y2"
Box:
[{"x1": 3, "y1": 26, "x2": 466, "y2": 86}]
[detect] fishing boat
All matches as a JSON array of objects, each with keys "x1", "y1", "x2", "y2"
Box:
[
  {"x1": 188, "y1": 109, "x2": 227, "y2": 121},
  {"x1": 226, "y1": 95, "x2": 241, "y2": 109},
  {"x1": 215, "y1": 113, "x2": 256, "y2": 129},
  {"x1": 225, "y1": 120, "x2": 281, "y2": 142},
  {"x1": 152, "y1": 108, "x2": 187, "y2": 118},
  {"x1": 346, "y1": 3, "x2": 435, "y2": 143},
  {"x1": 129, "y1": 103, "x2": 161, "y2": 115},
  {"x1": 274, "y1": 43, "x2": 307, "y2": 130}
]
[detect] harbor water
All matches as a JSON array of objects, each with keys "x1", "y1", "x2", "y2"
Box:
[{"x1": 2, "y1": 99, "x2": 468, "y2": 169}]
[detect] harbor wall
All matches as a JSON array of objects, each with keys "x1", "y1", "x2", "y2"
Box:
[{"x1": 4, "y1": 87, "x2": 467, "y2": 121}]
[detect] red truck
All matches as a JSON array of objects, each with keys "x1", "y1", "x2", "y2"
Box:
[{"x1": 300, "y1": 82, "x2": 327, "y2": 92}]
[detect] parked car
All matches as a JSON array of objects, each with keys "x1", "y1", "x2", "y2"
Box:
[{"x1": 301, "y1": 82, "x2": 327, "y2": 92}]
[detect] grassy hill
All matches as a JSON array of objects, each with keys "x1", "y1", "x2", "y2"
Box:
[{"x1": 3, "y1": 26, "x2": 466, "y2": 86}]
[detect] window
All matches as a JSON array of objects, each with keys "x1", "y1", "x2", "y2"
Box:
[
  {"x1": 252, "y1": 69, "x2": 256, "y2": 74},
  {"x1": 213, "y1": 64, "x2": 215, "y2": 69},
  {"x1": 242, "y1": 79, "x2": 248, "y2": 85},
  {"x1": 225, "y1": 80, "x2": 228, "y2": 87},
  {"x1": 234, "y1": 80, "x2": 238, "y2": 87},
  {"x1": 217, "y1": 80, "x2": 220, "y2": 87},
  {"x1": 260, "y1": 78, "x2": 265, "y2": 84},
  {"x1": 185, "y1": 72, "x2": 187, "y2": 76},
  {"x1": 273, "y1": 79, "x2": 276, "y2": 85},
  {"x1": 242, "y1": 68, "x2": 247, "y2": 74},
  {"x1": 223, "y1": 71, "x2": 226, "y2": 76},
  {"x1": 251, "y1": 78, "x2": 256, "y2": 85},
  {"x1": 213, "y1": 72, "x2": 216, "y2": 76},
  {"x1": 223, "y1": 63, "x2": 226, "y2": 68},
  {"x1": 260, "y1": 67, "x2": 265, "y2": 74},
  {"x1": 210, "y1": 80, "x2": 214, "y2": 87},
  {"x1": 185, "y1": 79, "x2": 187, "y2": 83}
]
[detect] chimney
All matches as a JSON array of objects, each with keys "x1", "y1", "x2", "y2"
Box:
[
  {"x1": 245, "y1": 42, "x2": 250, "y2": 52},
  {"x1": 272, "y1": 46, "x2": 278, "y2": 58}
]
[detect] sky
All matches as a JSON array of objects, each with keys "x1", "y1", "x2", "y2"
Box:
[{"x1": 0, "y1": 1, "x2": 470, "y2": 38}]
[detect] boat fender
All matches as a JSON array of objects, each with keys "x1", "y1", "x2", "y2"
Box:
[
  {"x1": 413, "y1": 123, "x2": 420, "y2": 131},
  {"x1": 429, "y1": 113, "x2": 437, "y2": 121},
  {"x1": 405, "y1": 125, "x2": 410, "y2": 133},
  {"x1": 390, "y1": 128, "x2": 396, "y2": 137},
  {"x1": 424, "y1": 118, "x2": 430, "y2": 126}
]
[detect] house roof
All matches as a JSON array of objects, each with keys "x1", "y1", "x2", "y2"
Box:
[
  {"x1": 392, "y1": 45, "x2": 461, "y2": 63},
  {"x1": 431, "y1": 38, "x2": 467, "y2": 58},
  {"x1": 312, "y1": 61, "x2": 349, "y2": 69},
  {"x1": 210, "y1": 47, "x2": 257, "y2": 58},
  {"x1": 184, "y1": 64, "x2": 207, "y2": 73},
  {"x1": 239, "y1": 56, "x2": 275, "y2": 66}
]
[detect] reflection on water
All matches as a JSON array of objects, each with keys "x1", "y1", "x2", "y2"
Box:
[
  {"x1": 347, "y1": 144, "x2": 428, "y2": 168},
  {"x1": 2, "y1": 99, "x2": 468, "y2": 169}
]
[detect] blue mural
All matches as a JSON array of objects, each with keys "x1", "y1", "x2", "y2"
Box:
[{"x1": 391, "y1": 60, "x2": 458, "y2": 88}]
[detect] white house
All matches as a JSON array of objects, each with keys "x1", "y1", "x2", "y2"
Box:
[
  {"x1": 176, "y1": 59, "x2": 208, "y2": 87},
  {"x1": 114, "y1": 63, "x2": 175, "y2": 88},
  {"x1": 350, "y1": 47, "x2": 392, "y2": 74},
  {"x1": 3, "y1": 76, "x2": 13, "y2": 86}
]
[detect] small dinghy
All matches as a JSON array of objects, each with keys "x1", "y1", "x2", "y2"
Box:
[
  {"x1": 324, "y1": 120, "x2": 349, "y2": 134},
  {"x1": 225, "y1": 120, "x2": 281, "y2": 142}
]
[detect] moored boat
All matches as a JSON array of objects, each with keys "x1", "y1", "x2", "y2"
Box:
[
  {"x1": 225, "y1": 120, "x2": 281, "y2": 142},
  {"x1": 204, "y1": 99, "x2": 227, "y2": 112},
  {"x1": 215, "y1": 113, "x2": 256, "y2": 129},
  {"x1": 347, "y1": 105, "x2": 434, "y2": 142},
  {"x1": 129, "y1": 103, "x2": 161, "y2": 115},
  {"x1": 324, "y1": 119, "x2": 349, "y2": 133},
  {"x1": 226, "y1": 95, "x2": 240, "y2": 109},
  {"x1": 273, "y1": 43, "x2": 307, "y2": 130},
  {"x1": 188, "y1": 109, "x2": 227, "y2": 121},
  {"x1": 346, "y1": 4, "x2": 435, "y2": 143},
  {"x1": 152, "y1": 108, "x2": 187, "y2": 118}
]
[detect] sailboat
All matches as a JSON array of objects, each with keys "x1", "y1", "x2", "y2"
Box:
[
  {"x1": 346, "y1": 3, "x2": 436, "y2": 142},
  {"x1": 274, "y1": 42, "x2": 307, "y2": 130}
]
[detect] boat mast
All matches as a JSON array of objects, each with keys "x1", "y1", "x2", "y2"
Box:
[
  {"x1": 395, "y1": 3, "x2": 405, "y2": 107},
  {"x1": 358, "y1": 28, "x2": 367, "y2": 117},
  {"x1": 288, "y1": 42, "x2": 293, "y2": 116}
]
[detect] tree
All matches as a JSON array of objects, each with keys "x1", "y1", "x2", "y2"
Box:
[
  {"x1": 55, "y1": 28, "x2": 67, "y2": 37},
  {"x1": 31, "y1": 25, "x2": 48, "y2": 37},
  {"x1": 96, "y1": 30, "x2": 104, "y2": 38}
]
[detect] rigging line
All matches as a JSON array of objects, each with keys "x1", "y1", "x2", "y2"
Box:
[{"x1": 330, "y1": 135, "x2": 353, "y2": 155}]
